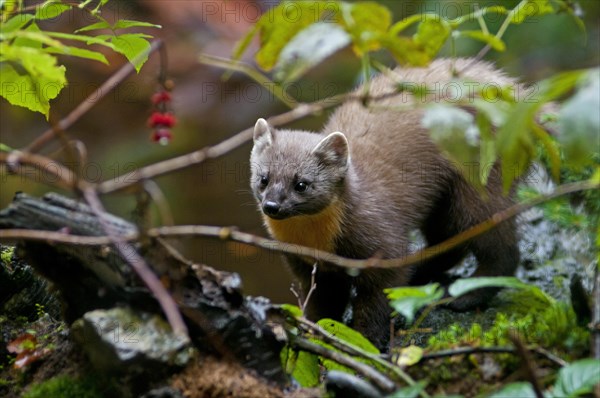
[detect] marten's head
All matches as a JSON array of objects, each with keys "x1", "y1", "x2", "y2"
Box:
[{"x1": 250, "y1": 118, "x2": 349, "y2": 220}]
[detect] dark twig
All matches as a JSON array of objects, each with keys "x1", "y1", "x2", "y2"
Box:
[
  {"x1": 509, "y1": 331, "x2": 544, "y2": 398},
  {"x1": 290, "y1": 336, "x2": 396, "y2": 393},
  {"x1": 420, "y1": 345, "x2": 567, "y2": 367},
  {"x1": 81, "y1": 187, "x2": 188, "y2": 338}
]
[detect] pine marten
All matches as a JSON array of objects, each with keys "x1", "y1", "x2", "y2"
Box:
[{"x1": 249, "y1": 58, "x2": 520, "y2": 349}]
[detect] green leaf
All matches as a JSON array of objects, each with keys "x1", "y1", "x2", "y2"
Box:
[
  {"x1": 232, "y1": 23, "x2": 259, "y2": 61},
  {"x1": 254, "y1": 1, "x2": 328, "y2": 71},
  {"x1": 111, "y1": 33, "x2": 151, "y2": 72},
  {"x1": 385, "y1": 284, "x2": 443, "y2": 323},
  {"x1": 511, "y1": 0, "x2": 555, "y2": 24},
  {"x1": 552, "y1": 358, "x2": 600, "y2": 397},
  {"x1": 34, "y1": 1, "x2": 71, "y2": 20},
  {"x1": 44, "y1": 45, "x2": 108, "y2": 64},
  {"x1": 274, "y1": 22, "x2": 350, "y2": 83},
  {"x1": 386, "y1": 381, "x2": 427, "y2": 398},
  {"x1": 459, "y1": 30, "x2": 506, "y2": 52},
  {"x1": 0, "y1": 142, "x2": 14, "y2": 152},
  {"x1": 282, "y1": 348, "x2": 320, "y2": 387},
  {"x1": 44, "y1": 31, "x2": 116, "y2": 50},
  {"x1": 557, "y1": 69, "x2": 600, "y2": 170},
  {"x1": 381, "y1": 34, "x2": 428, "y2": 66},
  {"x1": 477, "y1": 111, "x2": 496, "y2": 186},
  {"x1": 280, "y1": 304, "x2": 303, "y2": 318},
  {"x1": 112, "y1": 19, "x2": 161, "y2": 30},
  {"x1": 11, "y1": 21, "x2": 44, "y2": 49},
  {"x1": 394, "y1": 345, "x2": 423, "y2": 367},
  {"x1": 488, "y1": 382, "x2": 537, "y2": 398},
  {"x1": 448, "y1": 277, "x2": 532, "y2": 298},
  {"x1": 0, "y1": 45, "x2": 66, "y2": 118},
  {"x1": 389, "y1": 14, "x2": 425, "y2": 36},
  {"x1": 338, "y1": 1, "x2": 391, "y2": 54},
  {"x1": 413, "y1": 17, "x2": 450, "y2": 58},
  {"x1": 317, "y1": 318, "x2": 380, "y2": 354},
  {"x1": 1, "y1": 14, "x2": 34, "y2": 34},
  {"x1": 75, "y1": 20, "x2": 111, "y2": 33},
  {"x1": 496, "y1": 101, "x2": 536, "y2": 192}
]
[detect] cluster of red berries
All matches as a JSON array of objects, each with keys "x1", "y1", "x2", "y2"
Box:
[{"x1": 148, "y1": 90, "x2": 176, "y2": 145}]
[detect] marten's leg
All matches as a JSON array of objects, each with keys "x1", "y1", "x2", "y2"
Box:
[{"x1": 415, "y1": 170, "x2": 519, "y2": 310}]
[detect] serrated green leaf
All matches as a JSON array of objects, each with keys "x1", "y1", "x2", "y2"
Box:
[
  {"x1": 7, "y1": 29, "x2": 64, "y2": 48},
  {"x1": 0, "y1": 46, "x2": 66, "y2": 118},
  {"x1": 112, "y1": 19, "x2": 161, "y2": 30},
  {"x1": 385, "y1": 284, "x2": 443, "y2": 323},
  {"x1": 274, "y1": 22, "x2": 350, "y2": 83},
  {"x1": 448, "y1": 277, "x2": 532, "y2": 297},
  {"x1": 381, "y1": 34, "x2": 428, "y2": 66},
  {"x1": 389, "y1": 14, "x2": 425, "y2": 36},
  {"x1": 45, "y1": 45, "x2": 108, "y2": 64},
  {"x1": 75, "y1": 20, "x2": 111, "y2": 33},
  {"x1": 255, "y1": 1, "x2": 328, "y2": 71},
  {"x1": 477, "y1": 111, "x2": 496, "y2": 186},
  {"x1": 459, "y1": 30, "x2": 506, "y2": 52},
  {"x1": 1, "y1": 14, "x2": 34, "y2": 33},
  {"x1": 282, "y1": 347, "x2": 320, "y2": 387},
  {"x1": 338, "y1": 1, "x2": 391, "y2": 54},
  {"x1": 488, "y1": 382, "x2": 537, "y2": 398},
  {"x1": 11, "y1": 21, "x2": 44, "y2": 49},
  {"x1": 45, "y1": 31, "x2": 115, "y2": 50},
  {"x1": 34, "y1": 1, "x2": 71, "y2": 20},
  {"x1": 552, "y1": 358, "x2": 600, "y2": 397},
  {"x1": 413, "y1": 17, "x2": 450, "y2": 58},
  {"x1": 511, "y1": 0, "x2": 555, "y2": 24},
  {"x1": 557, "y1": 69, "x2": 600, "y2": 170},
  {"x1": 496, "y1": 102, "x2": 536, "y2": 192},
  {"x1": 317, "y1": 318, "x2": 380, "y2": 354},
  {"x1": 110, "y1": 33, "x2": 151, "y2": 72}
]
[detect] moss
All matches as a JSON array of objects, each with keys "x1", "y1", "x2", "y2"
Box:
[
  {"x1": 428, "y1": 289, "x2": 588, "y2": 358},
  {"x1": 0, "y1": 246, "x2": 14, "y2": 267},
  {"x1": 421, "y1": 288, "x2": 589, "y2": 394},
  {"x1": 22, "y1": 375, "x2": 104, "y2": 398}
]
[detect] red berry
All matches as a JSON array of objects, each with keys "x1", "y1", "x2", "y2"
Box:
[
  {"x1": 151, "y1": 128, "x2": 172, "y2": 145},
  {"x1": 148, "y1": 112, "x2": 176, "y2": 128},
  {"x1": 151, "y1": 91, "x2": 172, "y2": 105}
]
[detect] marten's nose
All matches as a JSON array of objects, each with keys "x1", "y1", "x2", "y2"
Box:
[{"x1": 263, "y1": 201, "x2": 280, "y2": 216}]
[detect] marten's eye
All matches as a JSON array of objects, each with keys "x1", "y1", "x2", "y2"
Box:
[
  {"x1": 259, "y1": 176, "x2": 269, "y2": 188},
  {"x1": 294, "y1": 181, "x2": 309, "y2": 192}
]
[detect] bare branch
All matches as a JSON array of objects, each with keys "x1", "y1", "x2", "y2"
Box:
[
  {"x1": 96, "y1": 99, "x2": 344, "y2": 194},
  {"x1": 1, "y1": 180, "x2": 597, "y2": 273}
]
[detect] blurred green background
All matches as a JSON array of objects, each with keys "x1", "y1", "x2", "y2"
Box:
[{"x1": 1, "y1": 0, "x2": 598, "y2": 303}]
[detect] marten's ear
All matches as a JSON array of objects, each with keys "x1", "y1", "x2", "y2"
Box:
[
  {"x1": 312, "y1": 132, "x2": 349, "y2": 168},
  {"x1": 253, "y1": 118, "x2": 273, "y2": 148}
]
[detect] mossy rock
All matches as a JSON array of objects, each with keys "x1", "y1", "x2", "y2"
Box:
[{"x1": 22, "y1": 375, "x2": 103, "y2": 398}]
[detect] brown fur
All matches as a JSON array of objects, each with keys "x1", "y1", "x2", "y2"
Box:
[{"x1": 250, "y1": 59, "x2": 520, "y2": 349}]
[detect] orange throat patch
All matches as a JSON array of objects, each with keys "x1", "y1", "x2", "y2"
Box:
[{"x1": 263, "y1": 200, "x2": 344, "y2": 254}]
